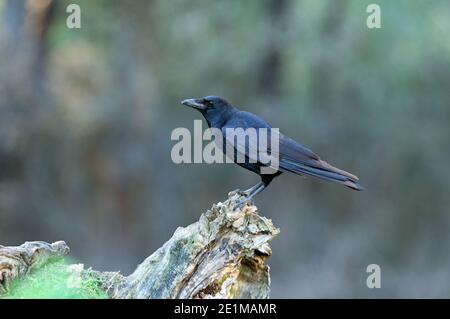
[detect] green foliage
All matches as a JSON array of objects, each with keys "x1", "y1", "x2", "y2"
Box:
[{"x1": 1, "y1": 260, "x2": 108, "y2": 299}]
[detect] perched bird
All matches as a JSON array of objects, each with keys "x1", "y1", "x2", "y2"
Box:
[{"x1": 182, "y1": 96, "x2": 363, "y2": 207}]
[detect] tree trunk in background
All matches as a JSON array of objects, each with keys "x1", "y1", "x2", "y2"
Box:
[
  {"x1": 0, "y1": 0, "x2": 55, "y2": 182},
  {"x1": 258, "y1": 0, "x2": 289, "y2": 98},
  {"x1": 0, "y1": 193, "x2": 279, "y2": 299},
  {"x1": 0, "y1": 0, "x2": 56, "y2": 241},
  {"x1": 311, "y1": 0, "x2": 346, "y2": 111},
  {"x1": 1, "y1": 0, "x2": 55, "y2": 106}
]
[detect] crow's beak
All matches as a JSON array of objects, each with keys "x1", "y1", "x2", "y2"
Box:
[{"x1": 181, "y1": 98, "x2": 207, "y2": 110}]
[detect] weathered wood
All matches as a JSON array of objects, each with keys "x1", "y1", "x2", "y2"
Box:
[
  {"x1": 0, "y1": 241, "x2": 69, "y2": 293},
  {"x1": 0, "y1": 192, "x2": 279, "y2": 299}
]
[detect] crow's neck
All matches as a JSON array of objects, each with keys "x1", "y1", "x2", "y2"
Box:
[{"x1": 202, "y1": 106, "x2": 238, "y2": 129}]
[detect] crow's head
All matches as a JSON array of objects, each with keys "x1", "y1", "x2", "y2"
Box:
[{"x1": 182, "y1": 96, "x2": 235, "y2": 126}]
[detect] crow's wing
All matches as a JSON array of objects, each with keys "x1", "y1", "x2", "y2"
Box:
[
  {"x1": 221, "y1": 111, "x2": 278, "y2": 168},
  {"x1": 222, "y1": 111, "x2": 363, "y2": 190}
]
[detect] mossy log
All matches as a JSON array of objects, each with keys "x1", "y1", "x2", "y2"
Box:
[{"x1": 0, "y1": 192, "x2": 279, "y2": 299}]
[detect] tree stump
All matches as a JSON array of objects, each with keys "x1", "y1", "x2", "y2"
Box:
[{"x1": 0, "y1": 192, "x2": 279, "y2": 299}]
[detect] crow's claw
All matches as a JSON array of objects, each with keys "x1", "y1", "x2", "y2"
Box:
[
  {"x1": 229, "y1": 189, "x2": 250, "y2": 197},
  {"x1": 233, "y1": 198, "x2": 252, "y2": 211}
]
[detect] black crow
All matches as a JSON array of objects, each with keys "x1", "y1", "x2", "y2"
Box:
[{"x1": 182, "y1": 96, "x2": 363, "y2": 207}]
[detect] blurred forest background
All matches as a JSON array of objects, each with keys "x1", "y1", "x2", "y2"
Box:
[{"x1": 1, "y1": 0, "x2": 450, "y2": 298}]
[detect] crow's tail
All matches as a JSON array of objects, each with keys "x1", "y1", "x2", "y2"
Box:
[{"x1": 280, "y1": 158, "x2": 364, "y2": 191}]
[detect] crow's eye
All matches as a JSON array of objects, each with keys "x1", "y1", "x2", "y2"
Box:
[{"x1": 204, "y1": 99, "x2": 213, "y2": 107}]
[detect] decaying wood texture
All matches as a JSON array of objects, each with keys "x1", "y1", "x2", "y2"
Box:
[
  {"x1": 0, "y1": 241, "x2": 70, "y2": 293},
  {"x1": 0, "y1": 192, "x2": 279, "y2": 298}
]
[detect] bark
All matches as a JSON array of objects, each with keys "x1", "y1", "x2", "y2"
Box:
[{"x1": 0, "y1": 192, "x2": 279, "y2": 299}]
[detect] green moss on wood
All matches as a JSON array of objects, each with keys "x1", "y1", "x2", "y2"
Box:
[{"x1": 1, "y1": 259, "x2": 107, "y2": 299}]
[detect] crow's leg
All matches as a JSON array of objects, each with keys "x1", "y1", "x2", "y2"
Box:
[
  {"x1": 233, "y1": 182, "x2": 268, "y2": 210},
  {"x1": 241, "y1": 181, "x2": 265, "y2": 196},
  {"x1": 232, "y1": 172, "x2": 281, "y2": 210},
  {"x1": 230, "y1": 182, "x2": 264, "y2": 197},
  {"x1": 246, "y1": 182, "x2": 267, "y2": 199}
]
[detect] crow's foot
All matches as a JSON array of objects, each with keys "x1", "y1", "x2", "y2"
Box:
[
  {"x1": 233, "y1": 198, "x2": 253, "y2": 211},
  {"x1": 229, "y1": 189, "x2": 251, "y2": 198}
]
